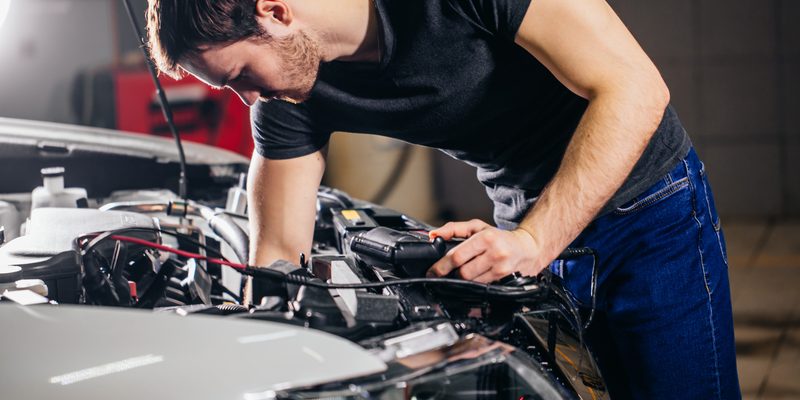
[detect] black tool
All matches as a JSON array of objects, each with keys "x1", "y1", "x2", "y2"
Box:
[{"x1": 350, "y1": 227, "x2": 463, "y2": 277}]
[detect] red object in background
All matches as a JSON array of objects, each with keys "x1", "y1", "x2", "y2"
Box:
[{"x1": 114, "y1": 70, "x2": 253, "y2": 157}]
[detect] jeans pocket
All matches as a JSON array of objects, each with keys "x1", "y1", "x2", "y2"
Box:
[
  {"x1": 613, "y1": 177, "x2": 689, "y2": 216},
  {"x1": 700, "y1": 171, "x2": 728, "y2": 265},
  {"x1": 699, "y1": 168, "x2": 722, "y2": 232}
]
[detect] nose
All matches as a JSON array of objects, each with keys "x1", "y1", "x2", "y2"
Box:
[{"x1": 228, "y1": 83, "x2": 260, "y2": 106}]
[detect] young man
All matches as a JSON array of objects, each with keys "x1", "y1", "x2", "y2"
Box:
[{"x1": 146, "y1": 0, "x2": 740, "y2": 397}]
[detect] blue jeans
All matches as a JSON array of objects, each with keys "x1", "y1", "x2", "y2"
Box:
[{"x1": 550, "y1": 148, "x2": 740, "y2": 399}]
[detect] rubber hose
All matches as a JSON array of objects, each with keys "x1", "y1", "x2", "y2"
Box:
[{"x1": 208, "y1": 213, "x2": 249, "y2": 264}]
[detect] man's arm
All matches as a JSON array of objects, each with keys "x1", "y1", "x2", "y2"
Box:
[
  {"x1": 247, "y1": 149, "x2": 326, "y2": 267},
  {"x1": 428, "y1": 0, "x2": 669, "y2": 282}
]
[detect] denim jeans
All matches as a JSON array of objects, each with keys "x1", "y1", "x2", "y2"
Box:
[{"x1": 550, "y1": 148, "x2": 740, "y2": 399}]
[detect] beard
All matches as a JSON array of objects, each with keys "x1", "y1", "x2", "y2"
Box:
[{"x1": 264, "y1": 30, "x2": 322, "y2": 104}]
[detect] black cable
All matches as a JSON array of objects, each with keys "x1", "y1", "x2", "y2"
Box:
[
  {"x1": 317, "y1": 188, "x2": 353, "y2": 209},
  {"x1": 82, "y1": 228, "x2": 545, "y2": 301},
  {"x1": 243, "y1": 266, "x2": 546, "y2": 300},
  {"x1": 544, "y1": 251, "x2": 598, "y2": 375},
  {"x1": 585, "y1": 251, "x2": 598, "y2": 329},
  {"x1": 121, "y1": 0, "x2": 188, "y2": 201},
  {"x1": 80, "y1": 227, "x2": 224, "y2": 259},
  {"x1": 82, "y1": 228, "x2": 583, "y2": 302},
  {"x1": 82, "y1": 228, "x2": 588, "y2": 305},
  {"x1": 81, "y1": 228, "x2": 242, "y2": 305},
  {"x1": 555, "y1": 247, "x2": 599, "y2": 330}
]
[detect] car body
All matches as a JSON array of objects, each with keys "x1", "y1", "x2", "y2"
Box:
[{"x1": 0, "y1": 118, "x2": 608, "y2": 399}]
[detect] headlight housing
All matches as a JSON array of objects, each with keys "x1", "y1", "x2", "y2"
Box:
[{"x1": 280, "y1": 335, "x2": 573, "y2": 400}]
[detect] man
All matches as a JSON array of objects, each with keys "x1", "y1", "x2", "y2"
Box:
[{"x1": 146, "y1": 0, "x2": 740, "y2": 398}]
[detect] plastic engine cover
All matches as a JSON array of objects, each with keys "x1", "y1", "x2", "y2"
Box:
[{"x1": 0, "y1": 208, "x2": 158, "y2": 303}]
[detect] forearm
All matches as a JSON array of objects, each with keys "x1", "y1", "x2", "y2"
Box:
[
  {"x1": 247, "y1": 151, "x2": 325, "y2": 267},
  {"x1": 247, "y1": 183, "x2": 316, "y2": 268},
  {"x1": 517, "y1": 89, "x2": 669, "y2": 267},
  {"x1": 429, "y1": 0, "x2": 674, "y2": 282}
]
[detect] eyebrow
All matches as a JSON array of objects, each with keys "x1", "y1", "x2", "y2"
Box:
[{"x1": 216, "y1": 67, "x2": 235, "y2": 88}]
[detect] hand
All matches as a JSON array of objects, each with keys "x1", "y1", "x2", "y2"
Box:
[{"x1": 427, "y1": 220, "x2": 545, "y2": 283}]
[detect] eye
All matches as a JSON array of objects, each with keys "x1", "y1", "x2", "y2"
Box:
[{"x1": 230, "y1": 68, "x2": 247, "y2": 83}]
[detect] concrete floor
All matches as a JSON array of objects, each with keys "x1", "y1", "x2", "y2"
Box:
[{"x1": 726, "y1": 219, "x2": 800, "y2": 399}]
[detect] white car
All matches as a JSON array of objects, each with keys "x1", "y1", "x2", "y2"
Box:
[{"x1": 0, "y1": 118, "x2": 607, "y2": 399}]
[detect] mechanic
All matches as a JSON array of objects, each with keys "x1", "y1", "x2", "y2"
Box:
[{"x1": 145, "y1": 0, "x2": 740, "y2": 398}]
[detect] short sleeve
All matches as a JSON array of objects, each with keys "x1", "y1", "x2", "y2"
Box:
[
  {"x1": 250, "y1": 100, "x2": 332, "y2": 160},
  {"x1": 449, "y1": 0, "x2": 533, "y2": 40}
]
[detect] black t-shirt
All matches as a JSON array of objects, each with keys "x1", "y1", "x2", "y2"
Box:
[{"x1": 252, "y1": 0, "x2": 691, "y2": 227}]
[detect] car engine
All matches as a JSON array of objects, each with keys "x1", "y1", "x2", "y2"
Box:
[{"x1": 0, "y1": 120, "x2": 608, "y2": 399}]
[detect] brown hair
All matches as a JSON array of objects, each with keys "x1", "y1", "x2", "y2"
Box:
[{"x1": 146, "y1": 0, "x2": 267, "y2": 78}]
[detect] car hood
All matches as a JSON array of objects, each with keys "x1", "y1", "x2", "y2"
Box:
[
  {"x1": 0, "y1": 304, "x2": 387, "y2": 400},
  {"x1": 0, "y1": 117, "x2": 248, "y2": 166}
]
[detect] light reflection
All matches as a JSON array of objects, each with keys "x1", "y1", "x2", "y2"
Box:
[
  {"x1": 0, "y1": 0, "x2": 9, "y2": 29},
  {"x1": 49, "y1": 354, "x2": 164, "y2": 385},
  {"x1": 301, "y1": 346, "x2": 325, "y2": 363},
  {"x1": 243, "y1": 390, "x2": 277, "y2": 400},
  {"x1": 237, "y1": 330, "x2": 296, "y2": 344}
]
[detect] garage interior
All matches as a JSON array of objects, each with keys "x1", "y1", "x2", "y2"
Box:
[{"x1": 0, "y1": 0, "x2": 798, "y2": 398}]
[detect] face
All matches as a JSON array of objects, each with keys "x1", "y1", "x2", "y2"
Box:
[{"x1": 181, "y1": 31, "x2": 322, "y2": 106}]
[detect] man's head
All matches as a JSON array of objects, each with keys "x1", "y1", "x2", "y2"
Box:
[{"x1": 146, "y1": 0, "x2": 322, "y2": 105}]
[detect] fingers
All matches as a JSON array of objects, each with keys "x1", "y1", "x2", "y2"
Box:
[
  {"x1": 457, "y1": 238, "x2": 517, "y2": 282},
  {"x1": 427, "y1": 227, "x2": 539, "y2": 283},
  {"x1": 469, "y1": 261, "x2": 519, "y2": 284},
  {"x1": 426, "y1": 233, "x2": 488, "y2": 277},
  {"x1": 472, "y1": 269, "x2": 499, "y2": 284},
  {"x1": 429, "y1": 219, "x2": 491, "y2": 240},
  {"x1": 455, "y1": 254, "x2": 492, "y2": 281}
]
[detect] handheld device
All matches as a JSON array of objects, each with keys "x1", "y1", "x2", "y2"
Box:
[{"x1": 350, "y1": 227, "x2": 462, "y2": 277}]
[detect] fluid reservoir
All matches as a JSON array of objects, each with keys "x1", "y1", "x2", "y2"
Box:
[
  {"x1": 31, "y1": 167, "x2": 89, "y2": 210},
  {"x1": 225, "y1": 173, "x2": 248, "y2": 215}
]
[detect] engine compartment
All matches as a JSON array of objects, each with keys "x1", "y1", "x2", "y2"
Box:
[
  {"x1": 0, "y1": 175, "x2": 545, "y2": 337},
  {"x1": 0, "y1": 122, "x2": 608, "y2": 399}
]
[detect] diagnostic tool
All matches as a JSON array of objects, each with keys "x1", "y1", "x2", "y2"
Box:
[{"x1": 350, "y1": 227, "x2": 462, "y2": 277}]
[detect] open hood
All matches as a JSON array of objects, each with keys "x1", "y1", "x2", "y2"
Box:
[
  {"x1": 0, "y1": 117, "x2": 248, "y2": 166},
  {"x1": 0, "y1": 118, "x2": 248, "y2": 199}
]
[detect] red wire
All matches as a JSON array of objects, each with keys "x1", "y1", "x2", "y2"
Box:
[{"x1": 108, "y1": 235, "x2": 248, "y2": 270}]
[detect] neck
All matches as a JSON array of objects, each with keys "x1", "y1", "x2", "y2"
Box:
[{"x1": 292, "y1": 0, "x2": 381, "y2": 63}]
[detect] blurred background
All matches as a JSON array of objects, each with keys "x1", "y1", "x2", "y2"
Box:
[{"x1": 0, "y1": 1, "x2": 797, "y2": 398}]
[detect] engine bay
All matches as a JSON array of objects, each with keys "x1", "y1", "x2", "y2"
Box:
[
  {"x1": 0, "y1": 123, "x2": 608, "y2": 399},
  {"x1": 0, "y1": 169, "x2": 548, "y2": 338}
]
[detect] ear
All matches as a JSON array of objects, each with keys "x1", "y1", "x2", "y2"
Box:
[{"x1": 254, "y1": 0, "x2": 293, "y2": 26}]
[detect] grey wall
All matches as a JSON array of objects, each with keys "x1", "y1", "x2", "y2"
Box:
[
  {"x1": 0, "y1": 0, "x2": 115, "y2": 124},
  {"x1": 115, "y1": 0, "x2": 147, "y2": 56},
  {"x1": 610, "y1": 0, "x2": 799, "y2": 217}
]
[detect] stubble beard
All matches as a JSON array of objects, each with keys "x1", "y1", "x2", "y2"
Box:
[{"x1": 267, "y1": 30, "x2": 322, "y2": 104}]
